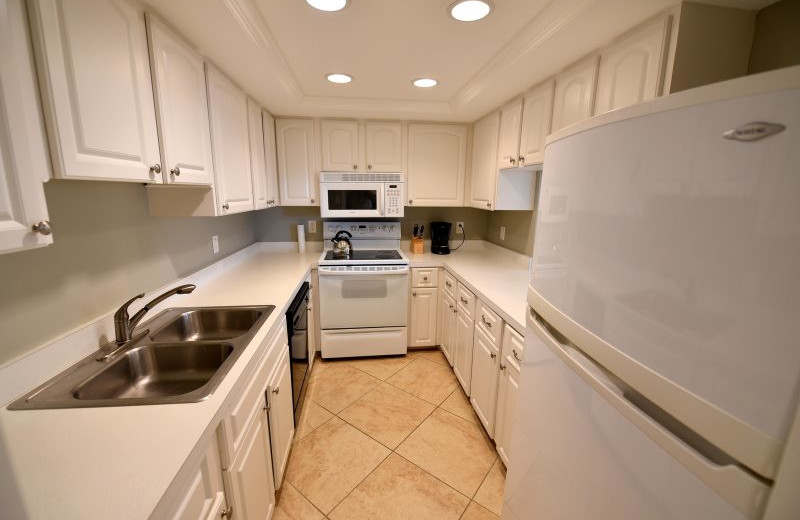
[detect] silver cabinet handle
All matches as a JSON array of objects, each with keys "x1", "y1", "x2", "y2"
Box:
[
  {"x1": 490, "y1": 352, "x2": 497, "y2": 359},
  {"x1": 220, "y1": 505, "x2": 233, "y2": 518},
  {"x1": 222, "y1": 203, "x2": 230, "y2": 210},
  {"x1": 170, "y1": 166, "x2": 180, "y2": 176},
  {"x1": 513, "y1": 348, "x2": 522, "y2": 361},
  {"x1": 31, "y1": 220, "x2": 52, "y2": 236},
  {"x1": 149, "y1": 163, "x2": 161, "y2": 174}
]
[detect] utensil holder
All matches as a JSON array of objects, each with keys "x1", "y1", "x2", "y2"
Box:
[{"x1": 411, "y1": 237, "x2": 424, "y2": 254}]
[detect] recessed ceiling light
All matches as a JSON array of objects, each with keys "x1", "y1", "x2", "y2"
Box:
[
  {"x1": 449, "y1": 0, "x2": 493, "y2": 22},
  {"x1": 327, "y1": 73, "x2": 353, "y2": 84},
  {"x1": 413, "y1": 78, "x2": 438, "y2": 88},
  {"x1": 306, "y1": 0, "x2": 348, "y2": 12}
]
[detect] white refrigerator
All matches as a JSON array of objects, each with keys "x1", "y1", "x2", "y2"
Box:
[{"x1": 505, "y1": 69, "x2": 800, "y2": 520}]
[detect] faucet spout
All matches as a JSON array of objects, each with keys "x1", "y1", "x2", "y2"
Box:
[{"x1": 113, "y1": 284, "x2": 196, "y2": 344}]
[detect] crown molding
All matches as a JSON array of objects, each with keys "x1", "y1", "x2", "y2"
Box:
[{"x1": 300, "y1": 96, "x2": 454, "y2": 117}]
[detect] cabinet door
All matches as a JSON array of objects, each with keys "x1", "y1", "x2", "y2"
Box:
[
  {"x1": 440, "y1": 293, "x2": 455, "y2": 366},
  {"x1": 206, "y1": 64, "x2": 254, "y2": 215},
  {"x1": 248, "y1": 99, "x2": 268, "y2": 210},
  {"x1": 321, "y1": 120, "x2": 360, "y2": 172},
  {"x1": 146, "y1": 14, "x2": 213, "y2": 186},
  {"x1": 519, "y1": 80, "x2": 555, "y2": 165},
  {"x1": 30, "y1": 0, "x2": 160, "y2": 182},
  {"x1": 469, "y1": 112, "x2": 500, "y2": 211},
  {"x1": 267, "y1": 349, "x2": 295, "y2": 489},
  {"x1": 0, "y1": 0, "x2": 53, "y2": 255},
  {"x1": 470, "y1": 325, "x2": 500, "y2": 438},
  {"x1": 276, "y1": 118, "x2": 317, "y2": 206},
  {"x1": 409, "y1": 287, "x2": 438, "y2": 347},
  {"x1": 169, "y1": 437, "x2": 228, "y2": 520},
  {"x1": 407, "y1": 124, "x2": 467, "y2": 207},
  {"x1": 365, "y1": 121, "x2": 403, "y2": 172},
  {"x1": 453, "y1": 311, "x2": 475, "y2": 395},
  {"x1": 595, "y1": 16, "x2": 670, "y2": 115},
  {"x1": 552, "y1": 55, "x2": 600, "y2": 132},
  {"x1": 495, "y1": 361, "x2": 519, "y2": 467},
  {"x1": 262, "y1": 110, "x2": 279, "y2": 207},
  {"x1": 223, "y1": 411, "x2": 276, "y2": 520},
  {"x1": 497, "y1": 98, "x2": 523, "y2": 170}
]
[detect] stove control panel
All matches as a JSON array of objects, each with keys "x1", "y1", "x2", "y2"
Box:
[{"x1": 323, "y1": 221, "x2": 401, "y2": 240}]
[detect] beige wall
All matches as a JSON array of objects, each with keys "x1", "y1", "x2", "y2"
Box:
[
  {"x1": 0, "y1": 181, "x2": 256, "y2": 366},
  {"x1": 748, "y1": 0, "x2": 800, "y2": 74},
  {"x1": 486, "y1": 210, "x2": 536, "y2": 255}
]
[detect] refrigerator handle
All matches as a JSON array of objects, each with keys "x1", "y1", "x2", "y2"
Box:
[{"x1": 529, "y1": 313, "x2": 771, "y2": 520}]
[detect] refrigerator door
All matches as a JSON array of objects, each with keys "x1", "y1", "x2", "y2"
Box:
[
  {"x1": 531, "y1": 86, "x2": 800, "y2": 478},
  {"x1": 504, "y1": 307, "x2": 769, "y2": 520}
]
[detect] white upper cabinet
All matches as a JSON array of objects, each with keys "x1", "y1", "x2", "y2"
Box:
[
  {"x1": 595, "y1": 16, "x2": 670, "y2": 115},
  {"x1": 30, "y1": 0, "x2": 161, "y2": 183},
  {"x1": 0, "y1": 0, "x2": 53, "y2": 255},
  {"x1": 552, "y1": 55, "x2": 600, "y2": 133},
  {"x1": 320, "y1": 120, "x2": 360, "y2": 172},
  {"x1": 247, "y1": 98, "x2": 268, "y2": 210},
  {"x1": 407, "y1": 124, "x2": 467, "y2": 207},
  {"x1": 262, "y1": 110, "x2": 280, "y2": 208},
  {"x1": 519, "y1": 79, "x2": 555, "y2": 165},
  {"x1": 469, "y1": 112, "x2": 500, "y2": 210},
  {"x1": 146, "y1": 13, "x2": 213, "y2": 186},
  {"x1": 365, "y1": 121, "x2": 403, "y2": 172},
  {"x1": 276, "y1": 118, "x2": 317, "y2": 206},
  {"x1": 497, "y1": 98, "x2": 523, "y2": 170},
  {"x1": 205, "y1": 64, "x2": 254, "y2": 214}
]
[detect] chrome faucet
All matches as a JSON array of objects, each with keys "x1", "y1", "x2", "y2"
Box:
[{"x1": 113, "y1": 284, "x2": 196, "y2": 344}]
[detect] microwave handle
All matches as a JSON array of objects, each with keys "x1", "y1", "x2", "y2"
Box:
[{"x1": 377, "y1": 184, "x2": 385, "y2": 216}]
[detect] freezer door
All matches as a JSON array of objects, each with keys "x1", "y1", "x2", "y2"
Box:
[
  {"x1": 532, "y1": 87, "x2": 800, "y2": 477},
  {"x1": 503, "y1": 307, "x2": 769, "y2": 520}
]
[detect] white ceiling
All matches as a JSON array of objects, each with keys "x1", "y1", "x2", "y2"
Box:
[{"x1": 144, "y1": 0, "x2": 777, "y2": 122}]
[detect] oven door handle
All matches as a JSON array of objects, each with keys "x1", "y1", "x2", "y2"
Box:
[{"x1": 318, "y1": 267, "x2": 409, "y2": 276}]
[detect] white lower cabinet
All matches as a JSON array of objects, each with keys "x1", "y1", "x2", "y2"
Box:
[
  {"x1": 169, "y1": 436, "x2": 229, "y2": 520},
  {"x1": 453, "y1": 309, "x2": 475, "y2": 395},
  {"x1": 223, "y1": 412, "x2": 275, "y2": 520},
  {"x1": 495, "y1": 324, "x2": 523, "y2": 466},
  {"x1": 470, "y1": 324, "x2": 500, "y2": 438},
  {"x1": 266, "y1": 348, "x2": 295, "y2": 489},
  {"x1": 408, "y1": 266, "x2": 439, "y2": 350},
  {"x1": 440, "y1": 292, "x2": 456, "y2": 366}
]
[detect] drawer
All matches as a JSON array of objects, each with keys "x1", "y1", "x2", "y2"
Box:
[
  {"x1": 456, "y1": 283, "x2": 475, "y2": 319},
  {"x1": 476, "y1": 300, "x2": 501, "y2": 345},
  {"x1": 442, "y1": 270, "x2": 456, "y2": 297},
  {"x1": 218, "y1": 320, "x2": 287, "y2": 467},
  {"x1": 501, "y1": 323, "x2": 524, "y2": 372},
  {"x1": 412, "y1": 268, "x2": 439, "y2": 287}
]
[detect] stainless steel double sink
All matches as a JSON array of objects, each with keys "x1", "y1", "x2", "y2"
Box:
[{"x1": 9, "y1": 306, "x2": 275, "y2": 410}]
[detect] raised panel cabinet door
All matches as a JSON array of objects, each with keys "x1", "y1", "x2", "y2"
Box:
[
  {"x1": 321, "y1": 119, "x2": 360, "y2": 171},
  {"x1": 469, "y1": 112, "x2": 500, "y2": 210},
  {"x1": 206, "y1": 64, "x2": 254, "y2": 214},
  {"x1": 365, "y1": 121, "x2": 403, "y2": 172},
  {"x1": 0, "y1": 0, "x2": 52, "y2": 255},
  {"x1": 409, "y1": 287, "x2": 438, "y2": 347},
  {"x1": 30, "y1": 0, "x2": 160, "y2": 182},
  {"x1": 519, "y1": 79, "x2": 555, "y2": 165},
  {"x1": 146, "y1": 14, "x2": 213, "y2": 186},
  {"x1": 595, "y1": 16, "x2": 670, "y2": 115},
  {"x1": 552, "y1": 55, "x2": 600, "y2": 132},
  {"x1": 262, "y1": 110, "x2": 279, "y2": 207},
  {"x1": 248, "y1": 99, "x2": 268, "y2": 209},
  {"x1": 453, "y1": 311, "x2": 474, "y2": 395},
  {"x1": 276, "y1": 118, "x2": 317, "y2": 206},
  {"x1": 223, "y1": 412, "x2": 276, "y2": 520},
  {"x1": 267, "y1": 349, "x2": 295, "y2": 489},
  {"x1": 497, "y1": 98, "x2": 523, "y2": 170},
  {"x1": 470, "y1": 326, "x2": 500, "y2": 438},
  {"x1": 169, "y1": 438, "x2": 228, "y2": 520},
  {"x1": 495, "y1": 361, "x2": 519, "y2": 467},
  {"x1": 407, "y1": 124, "x2": 467, "y2": 207},
  {"x1": 439, "y1": 293, "x2": 455, "y2": 365}
]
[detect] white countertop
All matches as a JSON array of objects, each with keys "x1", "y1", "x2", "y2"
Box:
[{"x1": 0, "y1": 241, "x2": 529, "y2": 520}]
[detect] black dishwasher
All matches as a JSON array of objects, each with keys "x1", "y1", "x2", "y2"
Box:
[{"x1": 286, "y1": 282, "x2": 310, "y2": 424}]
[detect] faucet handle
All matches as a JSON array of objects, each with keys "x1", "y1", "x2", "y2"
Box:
[{"x1": 116, "y1": 293, "x2": 144, "y2": 318}]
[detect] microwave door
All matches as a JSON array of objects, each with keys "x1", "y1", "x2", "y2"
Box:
[{"x1": 320, "y1": 182, "x2": 384, "y2": 218}]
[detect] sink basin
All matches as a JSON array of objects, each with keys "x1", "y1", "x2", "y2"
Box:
[
  {"x1": 73, "y1": 343, "x2": 234, "y2": 400},
  {"x1": 150, "y1": 308, "x2": 264, "y2": 342}
]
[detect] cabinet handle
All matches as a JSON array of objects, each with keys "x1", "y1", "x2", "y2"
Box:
[
  {"x1": 460, "y1": 297, "x2": 468, "y2": 304},
  {"x1": 509, "y1": 157, "x2": 515, "y2": 166},
  {"x1": 448, "y1": 304, "x2": 453, "y2": 309},
  {"x1": 170, "y1": 166, "x2": 180, "y2": 176},
  {"x1": 220, "y1": 505, "x2": 233, "y2": 518},
  {"x1": 445, "y1": 281, "x2": 452, "y2": 288},
  {"x1": 423, "y1": 276, "x2": 428, "y2": 281},
  {"x1": 490, "y1": 352, "x2": 497, "y2": 359},
  {"x1": 486, "y1": 202, "x2": 491, "y2": 208},
  {"x1": 500, "y1": 363, "x2": 506, "y2": 371},
  {"x1": 31, "y1": 220, "x2": 52, "y2": 236},
  {"x1": 518, "y1": 155, "x2": 525, "y2": 164},
  {"x1": 512, "y1": 348, "x2": 522, "y2": 361},
  {"x1": 272, "y1": 387, "x2": 280, "y2": 395},
  {"x1": 412, "y1": 291, "x2": 417, "y2": 296},
  {"x1": 408, "y1": 199, "x2": 413, "y2": 205},
  {"x1": 149, "y1": 163, "x2": 161, "y2": 174},
  {"x1": 310, "y1": 198, "x2": 315, "y2": 204},
  {"x1": 222, "y1": 203, "x2": 229, "y2": 211},
  {"x1": 368, "y1": 164, "x2": 372, "y2": 170},
  {"x1": 481, "y1": 315, "x2": 492, "y2": 328},
  {"x1": 353, "y1": 164, "x2": 357, "y2": 170}
]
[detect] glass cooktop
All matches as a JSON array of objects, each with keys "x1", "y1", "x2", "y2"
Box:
[{"x1": 323, "y1": 249, "x2": 403, "y2": 261}]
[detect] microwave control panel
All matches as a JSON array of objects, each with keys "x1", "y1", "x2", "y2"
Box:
[{"x1": 385, "y1": 184, "x2": 403, "y2": 217}]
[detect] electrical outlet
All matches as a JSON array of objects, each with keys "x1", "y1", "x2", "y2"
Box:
[
  {"x1": 500, "y1": 226, "x2": 506, "y2": 240},
  {"x1": 456, "y1": 222, "x2": 464, "y2": 234},
  {"x1": 308, "y1": 220, "x2": 317, "y2": 233},
  {"x1": 212, "y1": 235, "x2": 219, "y2": 254}
]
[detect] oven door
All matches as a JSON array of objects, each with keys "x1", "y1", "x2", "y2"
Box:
[
  {"x1": 319, "y1": 182, "x2": 384, "y2": 218},
  {"x1": 318, "y1": 266, "x2": 408, "y2": 329}
]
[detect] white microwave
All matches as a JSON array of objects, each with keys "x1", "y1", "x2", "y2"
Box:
[{"x1": 319, "y1": 172, "x2": 404, "y2": 218}]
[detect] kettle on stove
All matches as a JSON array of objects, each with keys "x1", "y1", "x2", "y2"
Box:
[{"x1": 330, "y1": 230, "x2": 353, "y2": 258}]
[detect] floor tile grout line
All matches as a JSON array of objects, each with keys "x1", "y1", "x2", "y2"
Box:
[{"x1": 279, "y1": 480, "x2": 327, "y2": 519}]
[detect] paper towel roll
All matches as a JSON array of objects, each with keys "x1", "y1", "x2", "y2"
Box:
[{"x1": 297, "y1": 224, "x2": 306, "y2": 252}]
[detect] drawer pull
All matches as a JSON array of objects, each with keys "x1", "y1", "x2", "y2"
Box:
[
  {"x1": 446, "y1": 281, "x2": 452, "y2": 288},
  {"x1": 221, "y1": 505, "x2": 233, "y2": 518},
  {"x1": 490, "y1": 352, "x2": 497, "y2": 359},
  {"x1": 500, "y1": 363, "x2": 506, "y2": 371},
  {"x1": 512, "y1": 348, "x2": 522, "y2": 362},
  {"x1": 460, "y1": 297, "x2": 468, "y2": 304},
  {"x1": 481, "y1": 315, "x2": 492, "y2": 328},
  {"x1": 272, "y1": 387, "x2": 280, "y2": 395}
]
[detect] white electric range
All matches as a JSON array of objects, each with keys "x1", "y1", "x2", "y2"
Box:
[{"x1": 317, "y1": 221, "x2": 409, "y2": 358}]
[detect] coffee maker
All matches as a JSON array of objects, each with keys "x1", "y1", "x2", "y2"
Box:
[{"x1": 430, "y1": 221, "x2": 452, "y2": 255}]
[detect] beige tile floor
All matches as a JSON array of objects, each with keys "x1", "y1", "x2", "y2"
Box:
[{"x1": 278, "y1": 349, "x2": 506, "y2": 519}]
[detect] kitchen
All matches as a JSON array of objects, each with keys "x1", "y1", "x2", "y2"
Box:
[{"x1": 0, "y1": 0, "x2": 798, "y2": 519}]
